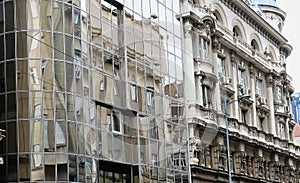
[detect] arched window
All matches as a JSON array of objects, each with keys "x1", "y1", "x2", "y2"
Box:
[
  {"x1": 278, "y1": 23, "x2": 283, "y2": 32},
  {"x1": 233, "y1": 26, "x2": 242, "y2": 38},
  {"x1": 213, "y1": 11, "x2": 223, "y2": 24},
  {"x1": 251, "y1": 40, "x2": 259, "y2": 51}
]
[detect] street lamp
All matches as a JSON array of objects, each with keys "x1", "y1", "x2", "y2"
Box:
[{"x1": 224, "y1": 94, "x2": 250, "y2": 183}]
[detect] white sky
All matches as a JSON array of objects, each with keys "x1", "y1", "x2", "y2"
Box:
[{"x1": 277, "y1": 0, "x2": 300, "y2": 92}]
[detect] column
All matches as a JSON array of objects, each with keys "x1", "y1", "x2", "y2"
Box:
[
  {"x1": 266, "y1": 74, "x2": 276, "y2": 135},
  {"x1": 183, "y1": 23, "x2": 197, "y2": 111},
  {"x1": 230, "y1": 52, "x2": 239, "y2": 119},
  {"x1": 212, "y1": 39, "x2": 222, "y2": 112},
  {"x1": 184, "y1": 23, "x2": 197, "y2": 168},
  {"x1": 196, "y1": 75, "x2": 203, "y2": 105},
  {"x1": 250, "y1": 69, "x2": 257, "y2": 127}
]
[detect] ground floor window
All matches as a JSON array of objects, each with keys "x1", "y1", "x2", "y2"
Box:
[{"x1": 99, "y1": 160, "x2": 139, "y2": 183}]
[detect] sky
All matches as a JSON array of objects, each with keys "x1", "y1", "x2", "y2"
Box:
[{"x1": 277, "y1": 0, "x2": 300, "y2": 92}]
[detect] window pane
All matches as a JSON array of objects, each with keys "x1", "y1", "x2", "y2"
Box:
[
  {"x1": 16, "y1": 1, "x2": 26, "y2": 30},
  {"x1": 19, "y1": 154, "x2": 30, "y2": 181},
  {"x1": 7, "y1": 93, "x2": 16, "y2": 120},
  {"x1": 69, "y1": 155, "x2": 77, "y2": 181},
  {"x1": 6, "y1": 61, "x2": 16, "y2": 92},
  {"x1": 18, "y1": 120, "x2": 30, "y2": 152},
  {"x1": 0, "y1": 36, "x2": 3, "y2": 61},
  {"x1": 5, "y1": 1, "x2": 14, "y2": 32},
  {"x1": 7, "y1": 155, "x2": 18, "y2": 182},
  {"x1": 45, "y1": 161, "x2": 55, "y2": 180}
]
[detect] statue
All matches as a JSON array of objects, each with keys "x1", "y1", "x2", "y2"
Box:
[
  {"x1": 247, "y1": 157, "x2": 253, "y2": 176},
  {"x1": 205, "y1": 147, "x2": 212, "y2": 168},
  {"x1": 190, "y1": 136, "x2": 201, "y2": 165},
  {"x1": 265, "y1": 162, "x2": 270, "y2": 180},
  {"x1": 289, "y1": 167, "x2": 295, "y2": 183},
  {"x1": 240, "y1": 152, "x2": 247, "y2": 174},
  {"x1": 274, "y1": 163, "x2": 280, "y2": 180},
  {"x1": 258, "y1": 157, "x2": 265, "y2": 177},
  {"x1": 218, "y1": 144, "x2": 227, "y2": 170}
]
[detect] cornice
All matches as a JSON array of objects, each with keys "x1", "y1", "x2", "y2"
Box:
[{"x1": 220, "y1": 0, "x2": 289, "y2": 48}]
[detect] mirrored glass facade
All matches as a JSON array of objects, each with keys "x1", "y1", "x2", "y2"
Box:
[{"x1": 0, "y1": 0, "x2": 188, "y2": 182}]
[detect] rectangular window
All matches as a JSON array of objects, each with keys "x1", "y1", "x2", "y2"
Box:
[
  {"x1": 146, "y1": 90, "x2": 154, "y2": 106},
  {"x1": 199, "y1": 38, "x2": 208, "y2": 59},
  {"x1": 74, "y1": 50, "x2": 82, "y2": 79},
  {"x1": 202, "y1": 86, "x2": 211, "y2": 108},
  {"x1": 34, "y1": 104, "x2": 41, "y2": 118},
  {"x1": 217, "y1": 57, "x2": 225, "y2": 75},
  {"x1": 203, "y1": 39, "x2": 208, "y2": 58},
  {"x1": 73, "y1": 9, "x2": 81, "y2": 25},
  {"x1": 33, "y1": 145, "x2": 41, "y2": 168},
  {"x1": 171, "y1": 106, "x2": 183, "y2": 119},
  {"x1": 112, "y1": 110, "x2": 122, "y2": 134},
  {"x1": 56, "y1": 122, "x2": 66, "y2": 146},
  {"x1": 114, "y1": 80, "x2": 121, "y2": 96},
  {"x1": 238, "y1": 69, "x2": 245, "y2": 87},
  {"x1": 276, "y1": 87, "x2": 282, "y2": 103},
  {"x1": 279, "y1": 122, "x2": 285, "y2": 139},
  {"x1": 241, "y1": 110, "x2": 247, "y2": 124},
  {"x1": 30, "y1": 67, "x2": 39, "y2": 84},
  {"x1": 149, "y1": 120, "x2": 157, "y2": 139},
  {"x1": 131, "y1": 85, "x2": 137, "y2": 101},
  {"x1": 259, "y1": 118, "x2": 264, "y2": 130},
  {"x1": 256, "y1": 80, "x2": 262, "y2": 96}
]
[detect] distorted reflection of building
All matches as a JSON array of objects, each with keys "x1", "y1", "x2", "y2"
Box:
[
  {"x1": 0, "y1": 0, "x2": 187, "y2": 182},
  {"x1": 0, "y1": 0, "x2": 299, "y2": 183}
]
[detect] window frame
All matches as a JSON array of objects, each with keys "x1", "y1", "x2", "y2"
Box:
[
  {"x1": 238, "y1": 69, "x2": 245, "y2": 87},
  {"x1": 199, "y1": 37, "x2": 209, "y2": 59},
  {"x1": 217, "y1": 56, "x2": 225, "y2": 75},
  {"x1": 130, "y1": 84, "x2": 137, "y2": 102},
  {"x1": 109, "y1": 110, "x2": 123, "y2": 134},
  {"x1": 255, "y1": 80, "x2": 262, "y2": 96}
]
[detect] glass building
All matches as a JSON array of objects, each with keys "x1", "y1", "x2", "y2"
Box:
[{"x1": 0, "y1": 0, "x2": 188, "y2": 182}]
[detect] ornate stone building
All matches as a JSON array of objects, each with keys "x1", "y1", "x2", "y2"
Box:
[{"x1": 182, "y1": 0, "x2": 299, "y2": 182}]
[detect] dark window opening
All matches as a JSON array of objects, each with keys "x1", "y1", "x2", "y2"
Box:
[
  {"x1": 241, "y1": 110, "x2": 247, "y2": 124},
  {"x1": 259, "y1": 118, "x2": 264, "y2": 130},
  {"x1": 99, "y1": 160, "x2": 138, "y2": 183}
]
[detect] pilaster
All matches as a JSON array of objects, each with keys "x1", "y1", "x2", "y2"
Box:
[
  {"x1": 230, "y1": 52, "x2": 239, "y2": 119},
  {"x1": 266, "y1": 74, "x2": 277, "y2": 135},
  {"x1": 250, "y1": 65, "x2": 257, "y2": 127}
]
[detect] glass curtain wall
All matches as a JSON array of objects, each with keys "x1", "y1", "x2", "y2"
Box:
[{"x1": 0, "y1": 0, "x2": 187, "y2": 182}]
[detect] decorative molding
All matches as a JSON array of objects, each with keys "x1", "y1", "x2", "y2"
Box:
[{"x1": 220, "y1": 0, "x2": 288, "y2": 48}]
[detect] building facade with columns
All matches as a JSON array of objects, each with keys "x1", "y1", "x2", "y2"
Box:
[{"x1": 182, "y1": 0, "x2": 300, "y2": 182}]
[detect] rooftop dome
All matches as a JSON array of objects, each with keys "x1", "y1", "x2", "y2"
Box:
[{"x1": 245, "y1": 0, "x2": 285, "y2": 32}]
